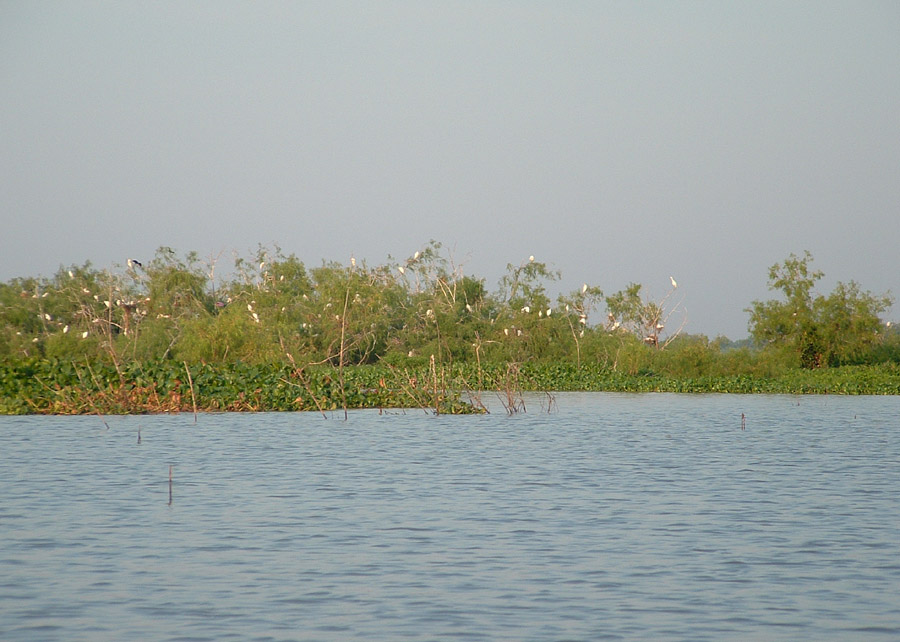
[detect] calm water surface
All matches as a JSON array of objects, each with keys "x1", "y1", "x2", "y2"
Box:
[{"x1": 1, "y1": 393, "x2": 899, "y2": 641}]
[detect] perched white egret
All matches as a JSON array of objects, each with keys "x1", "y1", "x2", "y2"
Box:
[
  {"x1": 63, "y1": 325, "x2": 69, "y2": 333},
  {"x1": 68, "y1": 270, "x2": 74, "y2": 279},
  {"x1": 546, "y1": 308, "x2": 552, "y2": 316},
  {"x1": 529, "y1": 255, "x2": 535, "y2": 262},
  {"x1": 521, "y1": 306, "x2": 530, "y2": 313},
  {"x1": 582, "y1": 283, "x2": 588, "y2": 294},
  {"x1": 504, "y1": 328, "x2": 509, "y2": 336},
  {"x1": 466, "y1": 304, "x2": 473, "y2": 313},
  {"x1": 398, "y1": 265, "x2": 405, "y2": 275},
  {"x1": 81, "y1": 331, "x2": 89, "y2": 339},
  {"x1": 670, "y1": 276, "x2": 677, "y2": 289},
  {"x1": 414, "y1": 251, "x2": 420, "y2": 260}
]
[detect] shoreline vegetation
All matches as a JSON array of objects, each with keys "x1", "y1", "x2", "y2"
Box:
[
  {"x1": 2, "y1": 244, "x2": 898, "y2": 415},
  {"x1": 2, "y1": 361, "x2": 900, "y2": 417}
]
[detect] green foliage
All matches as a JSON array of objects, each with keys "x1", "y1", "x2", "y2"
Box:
[
  {"x1": 1, "y1": 244, "x2": 898, "y2": 414},
  {"x1": 748, "y1": 252, "x2": 893, "y2": 368}
]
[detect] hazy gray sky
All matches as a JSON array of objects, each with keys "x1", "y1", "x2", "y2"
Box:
[{"x1": 2, "y1": 1, "x2": 898, "y2": 338}]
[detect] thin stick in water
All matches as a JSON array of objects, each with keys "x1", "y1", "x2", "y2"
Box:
[{"x1": 168, "y1": 465, "x2": 173, "y2": 505}]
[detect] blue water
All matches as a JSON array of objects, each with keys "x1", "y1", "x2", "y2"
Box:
[{"x1": 1, "y1": 393, "x2": 899, "y2": 641}]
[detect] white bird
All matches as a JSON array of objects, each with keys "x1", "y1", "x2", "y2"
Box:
[
  {"x1": 127, "y1": 258, "x2": 142, "y2": 269},
  {"x1": 81, "y1": 331, "x2": 89, "y2": 339},
  {"x1": 350, "y1": 257, "x2": 356, "y2": 267},
  {"x1": 504, "y1": 328, "x2": 509, "y2": 336},
  {"x1": 670, "y1": 276, "x2": 677, "y2": 289},
  {"x1": 413, "y1": 251, "x2": 420, "y2": 260},
  {"x1": 398, "y1": 265, "x2": 405, "y2": 275},
  {"x1": 529, "y1": 255, "x2": 535, "y2": 262},
  {"x1": 582, "y1": 283, "x2": 588, "y2": 294},
  {"x1": 546, "y1": 308, "x2": 552, "y2": 316},
  {"x1": 68, "y1": 270, "x2": 74, "y2": 279},
  {"x1": 521, "y1": 306, "x2": 530, "y2": 313},
  {"x1": 466, "y1": 304, "x2": 473, "y2": 313},
  {"x1": 63, "y1": 325, "x2": 69, "y2": 333}
]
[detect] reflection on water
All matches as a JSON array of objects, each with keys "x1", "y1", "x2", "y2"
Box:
[{"x1": 1, "y1": 393, "x2": 899, "y2": 640}]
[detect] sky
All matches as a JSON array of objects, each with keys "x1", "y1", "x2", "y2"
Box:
[{"x1": 2, "y1": 1, "x2": 898, "y2": 339}]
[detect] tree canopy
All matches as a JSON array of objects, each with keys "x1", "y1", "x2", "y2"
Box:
[
  {"x1": 748, "y1": 251, "x2": 893, "y2": 368},
  {"x1": 1, "y1": 245, "x2": 896, "y2": 375}
]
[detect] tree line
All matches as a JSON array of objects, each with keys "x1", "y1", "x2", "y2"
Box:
[{"x1": 1, "y1": 242, "x2": 896, "y2": 376}]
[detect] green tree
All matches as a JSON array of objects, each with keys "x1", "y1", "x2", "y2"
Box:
[
  {"x1": 748, "y1": 252, "x2": 892, "y2": 367},
  {"x1": 605, "y1": 283, "x2": 664, "y2": 345}
]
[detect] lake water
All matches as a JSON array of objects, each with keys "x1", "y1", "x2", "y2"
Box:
[{"x1": 1, "y1": 393, "x2": 899, "y2": 641}]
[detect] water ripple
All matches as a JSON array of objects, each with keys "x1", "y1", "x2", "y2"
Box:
[{"x1": 1, "y1": 394, "x2": 899, "y2": 640}]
